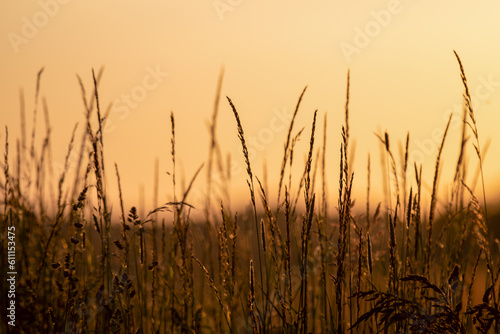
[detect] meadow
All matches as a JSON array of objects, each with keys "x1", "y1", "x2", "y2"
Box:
[{"x1": 1, "y1": 52, "x2": 500, "y2": 333}]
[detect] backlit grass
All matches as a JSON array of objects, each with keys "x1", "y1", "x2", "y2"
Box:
[{"x1": 1, "y1": 52, "x2": 499, "y2": 333}]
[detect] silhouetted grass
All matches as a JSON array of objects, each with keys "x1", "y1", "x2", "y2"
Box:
[{"x1": 0, "y1": 52, "x2": 499, "y2": 333}]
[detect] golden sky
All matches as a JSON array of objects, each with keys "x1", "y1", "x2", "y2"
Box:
[{"x1": 1, "y1": 0, "x2": 500, "y2": 217}]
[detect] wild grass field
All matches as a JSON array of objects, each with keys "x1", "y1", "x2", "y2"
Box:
[{"x1": 1, "y1": 52, "x2": 500, "y2": 333}]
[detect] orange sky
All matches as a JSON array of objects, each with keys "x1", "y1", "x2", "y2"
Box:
[{"x1": 1, "y1": 0, "x2": 500, "y2": 218}]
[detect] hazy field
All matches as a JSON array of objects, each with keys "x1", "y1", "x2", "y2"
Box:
[{"x1": 1, "y1": 53, "x2": 499, "y2": 333}]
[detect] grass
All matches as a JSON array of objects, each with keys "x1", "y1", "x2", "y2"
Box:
[{"x1": 1, "y1": 51, "x2": 500, "y2": 333}]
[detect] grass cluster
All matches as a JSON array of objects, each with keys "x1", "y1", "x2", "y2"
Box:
[{"x1": 1, "y1": 53, "x2": 499, "y2": 333}]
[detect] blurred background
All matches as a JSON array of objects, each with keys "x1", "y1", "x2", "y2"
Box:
[{"x1": 1, "y1": 0, "x2": 500, "y2": 219}]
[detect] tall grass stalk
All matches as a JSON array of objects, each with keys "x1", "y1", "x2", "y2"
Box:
[
  {"x1": 425, "y1": 114, "x2": 452, "y2": 278},
  {"x1": 226, "y1": 96, "x2": 266, "y2": 327},
  {"x1": 454, "y1": 51, "x2": 488, "y2": 223},
  {"x1": 277, "y1": 87, "x2": 307, "y2": 213}
]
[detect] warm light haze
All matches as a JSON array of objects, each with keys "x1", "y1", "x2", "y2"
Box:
[
  {"x1": 4, "y1": 2, "x2": 500, "y2": 333},
  {"x1": 2, "y1": 0, "x2": 500, "y2": 216}
]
